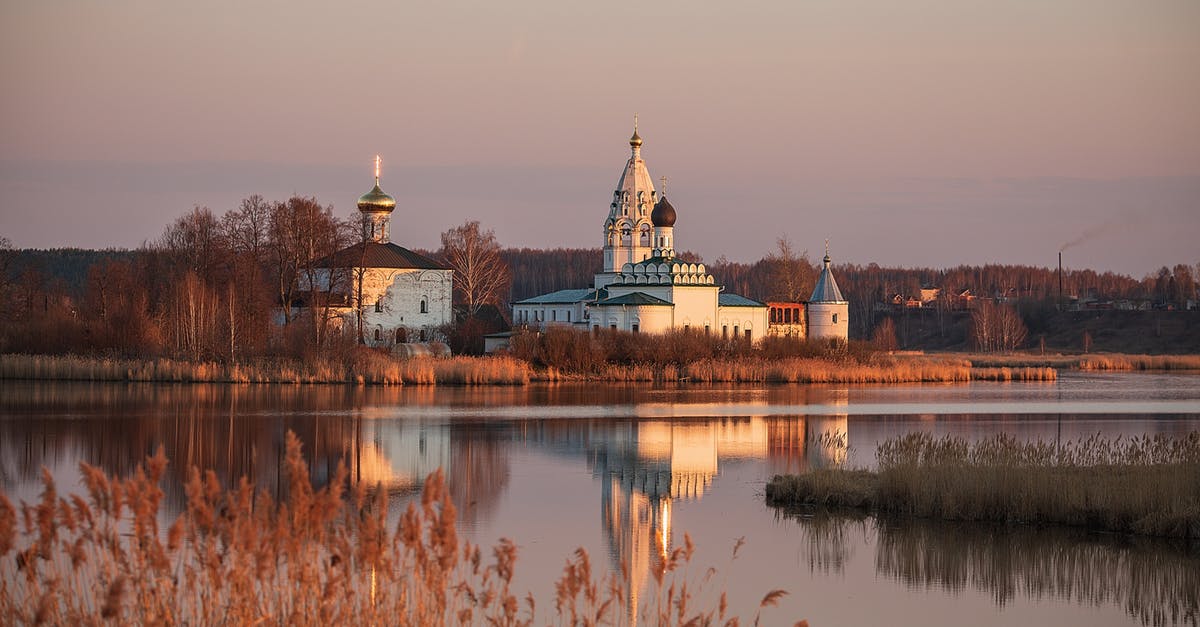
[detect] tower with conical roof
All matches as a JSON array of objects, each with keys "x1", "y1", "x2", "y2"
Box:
[
  {"x1": 358, "y1": 155, "x2": 396, "y2": 243},
  {"x1": 806, "y1": 241, "x2": 849, "y2": 341},
  {"x1": 599, "y1": 116, "x2": 658, "y2": 286}
]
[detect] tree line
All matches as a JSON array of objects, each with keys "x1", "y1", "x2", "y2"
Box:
[
  {"x1": 0, "y1": 197, "x2": 512, "y2": 359},
  {"x1": 3, "y1": 199, "x2": 1196, "y2": 357}
]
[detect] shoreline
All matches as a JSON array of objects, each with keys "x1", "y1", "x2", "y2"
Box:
[
  {"x1": 0, "y1": 352, "x2": 1071, "y2": 385},
  {"x1": 3, "y1": 351, "x2": 1198, "y2": 387}
]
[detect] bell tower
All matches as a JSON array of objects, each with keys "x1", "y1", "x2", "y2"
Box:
[{"x1": 601, "y1": 116, "x2": 658, "y2": 282}]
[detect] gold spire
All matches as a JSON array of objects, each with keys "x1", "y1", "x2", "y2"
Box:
[{"x1": 630, "y1": 113, "x2": 643, "y2": 148}]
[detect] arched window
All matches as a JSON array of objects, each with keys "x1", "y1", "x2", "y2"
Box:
[
  {"x1": 420, "y1": 298, "x2": 428, "y2": 314},
  {"x1": 832, "y1": 313, "x2": 838, "y2": 323},
  {"x1": 373, "y1": 328, "x2": 382, "y2": 341},
  {"x1": 374, "y1": 297, "x2": 383, "y2": 313}
]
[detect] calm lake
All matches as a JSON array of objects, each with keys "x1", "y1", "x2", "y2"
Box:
[{"x1": 2, "y1": 372, "x2": 1199, "y2": 626}]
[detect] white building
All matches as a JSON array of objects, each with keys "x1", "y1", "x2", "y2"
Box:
[
  {"x1": 513, "y1": 123, "x2": 769, "y2": 340},
  {"x1": 306, "y1": 158, "x2": 454, "y2": 347},
  {"x1": 806, "y1": 247, "x2": 849, "y2": 341}
]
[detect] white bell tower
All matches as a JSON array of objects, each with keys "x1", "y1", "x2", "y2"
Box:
[{"x1": 599, "y1": 116, "x2": 658, "y2": 287}]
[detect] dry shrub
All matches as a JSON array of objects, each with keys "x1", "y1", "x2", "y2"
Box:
[{"x1": 0, "y1": 432, "x2": 802, "y2": 625}]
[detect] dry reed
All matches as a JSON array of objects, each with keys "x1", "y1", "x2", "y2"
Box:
[
  {"x1": 766, "y1": 432, "x2": 1200, "y2": 538},
  {"x1": 0, "y1": 432, "x2": 802, "y2": 625},
  {"x1": 968, "y1": 353, "x2": 1200, "y2": 371},
  {"x1": 0, "y1": 354, "x2": 533, "y2": 386}
]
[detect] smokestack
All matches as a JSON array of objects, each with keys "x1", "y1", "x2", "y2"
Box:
[{"x1": 1058, "y1": 251, "x2": 1063, "y2": 311}]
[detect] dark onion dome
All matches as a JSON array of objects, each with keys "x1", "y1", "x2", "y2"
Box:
[
  {"x1": 651, "y1": 196, "x2": 677, "y2": 227},
  {"x1": 357, "y1": 183, "x2": 396, "y2": 212}
]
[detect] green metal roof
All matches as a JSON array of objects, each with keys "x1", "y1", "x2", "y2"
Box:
[
  {"x1": 596, "y1": 292, "x2": 673, "y2": 306},
  {"x1": 718, "y1": 293, "x2": 766, "y2": 307},
  {"x1": 514, "y1": 288, "x2": 603, "y2": 305}
]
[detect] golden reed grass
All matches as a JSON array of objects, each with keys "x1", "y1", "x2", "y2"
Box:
[
  {"x1": 1, "y1": 352, "x2": 1064, "y2": 386},
  {"x1": 0, "y1": 432, "x2": 805, "y2": 626},
  {"x1": 766, "y1": 432, "x2": 1200, "y2": 538},
  {"x1": 968, "y1": 353, "x2": 1200, "y2": 371},
  {"x1": 0, "y1": 354, "x2": 532, "y2": 386}
]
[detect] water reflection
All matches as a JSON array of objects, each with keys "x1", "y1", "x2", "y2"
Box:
[
  {"x1": 780, "y1": 509, "x2": 1199, "y2": 627},
  {"x1": 3, "y1": 378, "x2": 1198, "y2": 625}
]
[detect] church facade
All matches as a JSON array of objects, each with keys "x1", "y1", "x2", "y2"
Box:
[
  {"x1": 513, "y1": 125, "x2": 770, "y2": 340},
  {"x1": 302, "y1": 158, "x2": 453, "y2": 348}
]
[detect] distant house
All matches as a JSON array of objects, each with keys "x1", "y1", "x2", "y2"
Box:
[
  {"x1": 919, "y1": 287, "x2": 940, "y2": 303},
  {"x1": 950, "y1": 289, "x2": 977, "y2": 310}
]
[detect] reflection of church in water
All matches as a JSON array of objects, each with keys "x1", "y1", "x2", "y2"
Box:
[
  {"x1": 588, "y1": 412, "x2": 848, "y2": 624},
  {"x1": 320, "y1": 394, "x2": 850, "y2": 625}
]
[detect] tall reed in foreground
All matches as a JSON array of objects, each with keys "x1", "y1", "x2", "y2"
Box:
[
  {"x1": 766, "y1": 432, "x2": 1200, "y2": 538},
  {"x1": 0, "y1": 432, "x2": 804, "y2": 625}
]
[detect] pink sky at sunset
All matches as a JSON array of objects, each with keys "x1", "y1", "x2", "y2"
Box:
[{"x1": 1, "y1": 0, "x2": 1197, "y2": 276}]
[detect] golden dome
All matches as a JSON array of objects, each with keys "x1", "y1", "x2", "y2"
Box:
[
  {"x1": 629, "y1": 129, "x2": 643, "y2": 148},
  {"x1": 357, "y1": 183, "x2": 396, "y2": 212}
]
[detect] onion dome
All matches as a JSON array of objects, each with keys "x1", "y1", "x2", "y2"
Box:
[
  {"x1": 651, "y1": 196, "x2": 677, "y2": 227},
  {"x1": 358, "y1": 156, "x2": 396, "y2": 212},
  {"x1": 629, "y1": 113, "x2": 643, "y2": 148},
  {"x1": 357, "y1": 183, "x2": 396, "y2": 212}
]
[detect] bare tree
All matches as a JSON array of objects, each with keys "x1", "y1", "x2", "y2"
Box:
[
  {"x1": 764, "y1": 237, "x2": 816, "y2": 302},
  {"x1": 439, "y1": 221, "x2": 510, "y2": 318},
  {"x1": 871, "y1": 317, "x2": 898, "y2": 351},
  {"x1": 223, "y1": 195, "x2": 270, "y2": 265},
  {"x1": 159, "y1": 207, "x2": 226, "y2": 284},
  {"x1": 970, "y1": 301, "x2": 1028, "y2": 352}
]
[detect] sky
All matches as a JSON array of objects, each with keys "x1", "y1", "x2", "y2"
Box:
[{"x1": 1, "y1": 0, "x2": 1197, "y2": 277}]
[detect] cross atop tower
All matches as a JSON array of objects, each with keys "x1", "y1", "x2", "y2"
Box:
[
  {"x1": 374, "y1": 155, "x2": 381, "y2": 185},
  {"x1": 659, "y1": 175, "x2": 668, "y2": 195}
]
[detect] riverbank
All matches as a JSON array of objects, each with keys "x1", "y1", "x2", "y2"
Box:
[
  {"x1": 0, "y1": 353, "x2": 1059, "y2": 385},
  {"x1": 765, "y1": 432, "x2": 1200, "y2": 539},
  {"x1": 960, "y1": 352, "x2": 1200, "y2": 371}
]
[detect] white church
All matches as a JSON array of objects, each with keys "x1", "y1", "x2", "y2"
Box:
[
  {"x1": 301, "y1": 158, "x2": 454, "y2": 348},
  {"x1": 513, "y1": 122, "x2": 849, "y2": 342}
]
